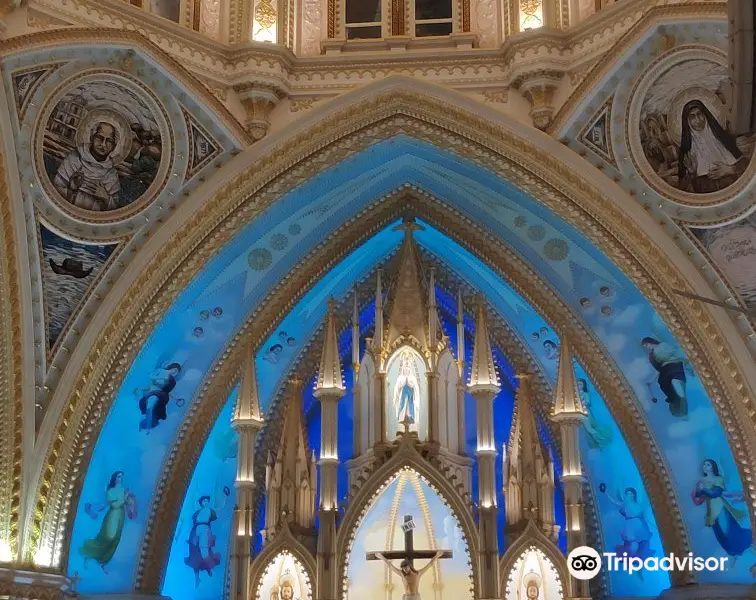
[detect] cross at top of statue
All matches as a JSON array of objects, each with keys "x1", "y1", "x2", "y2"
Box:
[{"x1": 400, "y1": 413, "x2": 413, "y2": 435}]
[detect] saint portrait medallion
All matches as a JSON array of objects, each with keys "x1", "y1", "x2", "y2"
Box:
[
  {"x1": 627, "y1": 47, "x2": 756, "y2": 206},
  {"x1": 34, "y1": 71, "x2": 173, "y2": 222}
]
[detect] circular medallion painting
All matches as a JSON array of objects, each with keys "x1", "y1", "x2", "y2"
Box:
[
  {"x1": 35, "y1": 72, "x2": 172, "y2": 221},
  {"x1": 627, "y1": 48, "x2": 756, "y2": 205}
]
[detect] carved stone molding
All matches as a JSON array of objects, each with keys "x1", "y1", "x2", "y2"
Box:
[
  {"x1": 0, "y1": 566, "x2": 73, "y2": 600},
  {"x1": 9, "y1": 2, "x2": 727, "y2": 101},
  {"x1": 0, "y1": 96, "x2": 24, "y2": 560},
  {"x1": 23, "y1": 86, "x2": 755, "y2": 596}
]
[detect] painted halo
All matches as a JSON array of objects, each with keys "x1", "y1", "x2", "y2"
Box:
[
  {"x1": 34, "y1": 71, "x2": 173, "y2": 222},
  {"x1": 627, "y1": 46, "x2": 756, "y2": 206}
]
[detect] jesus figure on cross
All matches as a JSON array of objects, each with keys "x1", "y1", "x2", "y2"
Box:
[
  {"x1": 367, "y1": 515, "x2": 452, "y2": 600},
  {"x1": 374, "y1": 551, "x2": 445, "y2": 600}
]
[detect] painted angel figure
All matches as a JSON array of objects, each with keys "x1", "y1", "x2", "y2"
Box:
[
  {"x1": 604, "y1": 486, "x2": 654, "y2": 567},
  {"x1": 692, "y1": 459, "x2": 756, "y2": 575},
  {"x1": 181, "y1": 477, "x2": 231, "y2": 587},
  {"x1": 640, "y1": 316, "x2": 694, "y2": 418},
  {"x1": 134, "y1": 357, "x2": 186, "y2": 433},
  {"x1": 80, "y1": 470, "x2": 138, "y2": 573}
]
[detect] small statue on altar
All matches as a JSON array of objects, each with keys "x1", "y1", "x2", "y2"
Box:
[{"x1": 392, "y1": 350, "x2": 420, "y2": 430}]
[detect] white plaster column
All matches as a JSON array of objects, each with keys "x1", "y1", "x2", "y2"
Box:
[
  {"x1": 371, "y1": 270, "x2": 386, "y2": 447},
  {"x1": 550, "y1": 337, "x2": 589, "y2": 600},
  {"x1": 456, "y1": 290, "x2": 467, "y2": 455},
  {"x1": 352, "y1": 289, "x2": 361, "y2": 456},
  {"x1": 314, "y1": 300, "x2": 345, "y2": 600},
  {"x1": 230, "y1": 344, "x2": 264, "y2": 600},
  {"x1": 467, "y1": 298, "x2": 500, "y2": 600}
]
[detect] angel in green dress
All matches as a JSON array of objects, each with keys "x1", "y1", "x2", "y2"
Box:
[{"x1": 80, "y1": 471, "x2": 137, "y2": 573}]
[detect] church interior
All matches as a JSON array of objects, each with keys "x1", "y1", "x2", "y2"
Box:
[{"x1": 1, "y1": 0, "x2": 756, "y2": 599}]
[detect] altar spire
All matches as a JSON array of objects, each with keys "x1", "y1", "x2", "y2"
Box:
[
  {"x1": 316, "y1": 298, "x2": 344, "y2": 394},
  {"x1": 264, "y1": 379, "x2": 316, "y2": 540},
  {"x1": 385, "y1": 216, "x2": 430, "y2": 350},
  {"x1": 468, "y1": 297, "x2": 499, "y2": 391},
  {"x1": 552, "y1": 336, "x2": 586, "y2": 417},
  {"x1": 234, "y1": 343, "x2": 262, "y2": 422},
  {"x1": 504, "y1": 374, "x2": 558, "y2": 542},
  {"x1": 428, "y1": 267, "x2": 438, "y2": 347}
]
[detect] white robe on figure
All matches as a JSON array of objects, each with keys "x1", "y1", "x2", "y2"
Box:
[{"x1": 53, "y1": 144, "x2": 121, "y2": 211}]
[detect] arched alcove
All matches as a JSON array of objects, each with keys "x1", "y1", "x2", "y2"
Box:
[{"x1": 342, "y1": 467, "x2": 474, "y2": 600}]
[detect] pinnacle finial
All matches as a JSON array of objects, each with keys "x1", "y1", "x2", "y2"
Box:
[
  {"x1": 468, "y1": 296, "x2": 500, "y2": 392},
  {"x1": 234, "y1": 344, "x2": 262, "y2": 423},
  {"x1": 552, "y1": 336, "x2": 587, "y2": 417},
  {"x1": 315, "y1": 297, "x2": 344, "y2": 396}
]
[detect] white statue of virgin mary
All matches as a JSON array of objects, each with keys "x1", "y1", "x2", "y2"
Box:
[{"x1": 392, "y1": 350, "x2": 420, "y2": 429}]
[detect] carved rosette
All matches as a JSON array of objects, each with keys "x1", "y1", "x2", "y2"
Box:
[
  {"x1": 513, "y1": 70, "x2": 563, "y2": 131},
  {"x1": 234, "y1": 82, "x2": 288, "y2": 141}
]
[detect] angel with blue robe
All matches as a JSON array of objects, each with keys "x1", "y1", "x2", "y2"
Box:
[
  {"x1": 134, "y1": 360, "x2": 184, "y2": 432},
  {"x1": 605, "y1": 486, "x2": 654, "y2": 567},
  {"x1": 692, "y1": 459, "x2": 756, "y2": 575}
]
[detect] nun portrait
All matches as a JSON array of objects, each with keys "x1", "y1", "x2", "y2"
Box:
[{"x1": 677, "y1": 100, "x2": 747, "y2": 193}]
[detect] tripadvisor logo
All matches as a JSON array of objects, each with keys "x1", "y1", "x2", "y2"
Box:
[{"x1": 567, "y1": 546, "x2": 728, "y2": 580}]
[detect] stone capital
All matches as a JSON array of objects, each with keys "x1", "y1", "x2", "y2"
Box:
[
  {"x1": 234, "y1": 82, "x2": 288, "y2": 141},
  {"x1": 512, "y1": 70, "x2": 563, "y2": 131}
]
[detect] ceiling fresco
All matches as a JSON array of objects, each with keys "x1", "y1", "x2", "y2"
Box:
[
  {"x1": 155, "y1": 245, "x2": 664, "y2": 599},
  {"x1": 0, "y1": 7, "x2": 754, "y2": 600},
  {"x1": 65, "y1": 136, "x2": 754, "y2": 593},
  {"x1": 0, "y1": 43, "x2": 242, "y2": 424}
]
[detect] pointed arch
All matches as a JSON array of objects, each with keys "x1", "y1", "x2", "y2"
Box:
[
  {"x1": 248, "y1": 526, "x2": 317, "y2": 600},
  {"x1": 335, "y1": 443, "x2": 480, "y2": 599},
  {"x1": 23, "y1": 76, "x2": 755, "y2": 594},
  {"x1": 499, "y1": 520, "x2": 569, "y2": 600}
]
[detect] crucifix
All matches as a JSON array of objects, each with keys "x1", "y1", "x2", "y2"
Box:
[{"x1": 366, "y1": 515, "x2": 452, "y2": 600}]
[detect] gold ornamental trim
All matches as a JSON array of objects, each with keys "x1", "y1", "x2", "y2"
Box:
[
  {"x1": 26, "y1": 90, "x2": 755, "y2": 587},
  {"x1": 0, "y1": 129, "x2": 24, "y2": 559}
]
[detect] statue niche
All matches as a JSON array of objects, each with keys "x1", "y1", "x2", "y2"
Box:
[
  {"x1": 502, "y1": 545, "x2": 564, "y2": 600},
  {"x1": 254, "y1": 551, "x2": 313, "y2": 600},
  {"x1": 386, "y1": 346, "x2": 427, "y2": 440}
]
